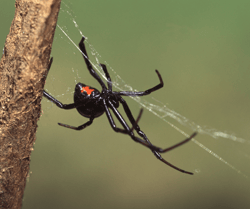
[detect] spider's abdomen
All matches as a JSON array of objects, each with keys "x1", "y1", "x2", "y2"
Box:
[{"x1": 74, "y1": 83, "x2": 105, "y2": 118}]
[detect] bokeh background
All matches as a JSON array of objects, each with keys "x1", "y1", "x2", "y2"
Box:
[{"x1": 1, "y1": 1, "x2": 250, "y2": 209}]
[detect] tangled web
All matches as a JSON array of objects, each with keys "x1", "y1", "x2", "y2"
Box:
[{"x1": 43, "y1": 1, "x2": 250, "y2": 178}]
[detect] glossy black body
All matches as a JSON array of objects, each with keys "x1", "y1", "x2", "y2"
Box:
[
  {"x1": 43, "y1": 37, "x2": 197, "y2": 175},
  {"x1": 74, "y1": 83, "x2": 104, "y2": 118}
]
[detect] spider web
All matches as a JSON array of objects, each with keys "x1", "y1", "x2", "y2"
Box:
[{"x1": 43, "y1": 1, "x2": 250, "y2": 178}]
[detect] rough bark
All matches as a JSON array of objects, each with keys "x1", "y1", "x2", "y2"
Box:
[{"x1": 0, "y1": 0, "x2": 61, "y2": 208}]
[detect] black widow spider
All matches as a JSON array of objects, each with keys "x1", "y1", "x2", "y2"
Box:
[{"x1": 43, "y1": 37, "x2": 197, "y2": 175}]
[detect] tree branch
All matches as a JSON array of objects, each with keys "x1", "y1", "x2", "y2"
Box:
[{"x1": 0, "y1": 0, "x2": 61, "y2": 208}]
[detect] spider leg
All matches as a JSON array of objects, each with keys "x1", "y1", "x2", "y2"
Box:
[
  {"x1": 103, "y1": 99, "x2": 171, "y2": 152},
  {"x1": 43, "y1": 90, "x2": 77, "y2": 109},
  {"x1": 102, "y1": 99, "x2": 136, "y2": 134},
  {"x1": 116, "y1": 70, "x2": 163, "y2": 96},
  {"x1": 43, "y1": 58, "x2": 79, "y2": 109},
  {"x1": 99, "y1": 63, "x2": 144, "y2": 130},
  {"x1": 58, "y1": 117, "x2": 94, "y2": 130},
  {"x1": 103, "y1": 99, "x2": 150, "y2": 145},
  {"x1": 102, "y1": 107, "x2": 143, "y2": 134},
  {"x1": 130, "y1": 108, "x2": 143, "y2": 132},
  {"x1": 151, "y1": 132, "x2": 197, "y2": 174},
  {"x1": 100, "y1": 64, "x2": 112, "y2": 91},
  {"x1": 119, "y1": 96, "x2": 196, "y2": 151},
  {"x1": 153, "y1": 151, "x2": 194, "y2": 175},
  {"x1": 79, "y1": 37, "x2": 107, "y2": 90},
  {"x1": 118, "y1": 97, "x2": 156, "y2": 145},
  {"x1": 115, "y1": 97, "x2": 197, "y2": 174}
]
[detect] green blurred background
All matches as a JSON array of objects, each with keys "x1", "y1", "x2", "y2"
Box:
[{"x1": 1, "y1": 1, "x2": 250, "y2": 209}]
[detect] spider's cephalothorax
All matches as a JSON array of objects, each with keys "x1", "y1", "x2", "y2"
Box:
[{"x1": 43, "y1": 37, "x2": 197, "y2": 175}]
